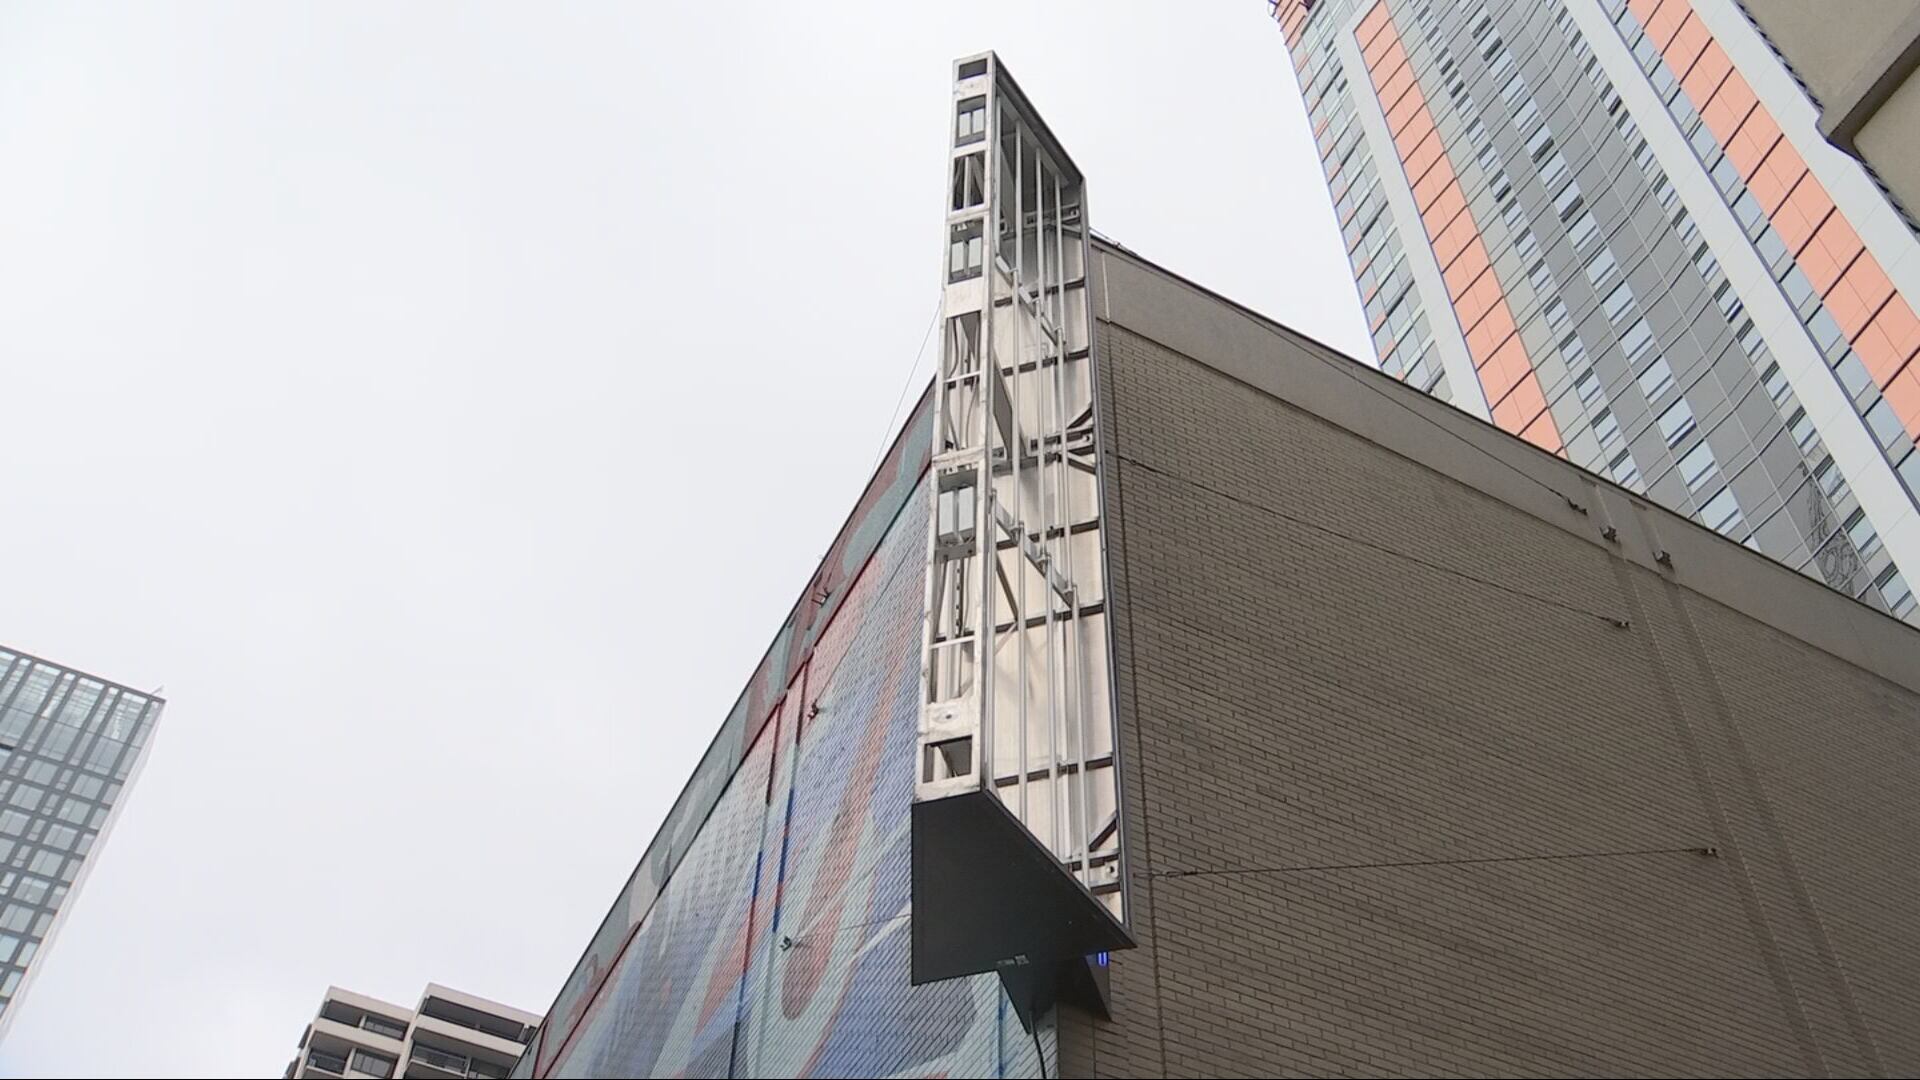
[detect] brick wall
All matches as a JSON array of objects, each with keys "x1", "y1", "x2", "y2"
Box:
[{"x1": 1064, "y1": 245, "x2": 1920, "y2": 1078}]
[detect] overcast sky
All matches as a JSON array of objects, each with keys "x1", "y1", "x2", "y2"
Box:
[{"x1": 0, "y1": 3, "x2": 1367, "y2": 1076}]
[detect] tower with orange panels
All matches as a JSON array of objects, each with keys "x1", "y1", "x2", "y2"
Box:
[{"x1": 1269, "y1": 0, "x2": 1920, "y2": 625}]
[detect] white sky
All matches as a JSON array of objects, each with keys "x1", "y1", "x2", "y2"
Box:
[{"x1": 0, "y1": 3, "x2": 1367, "y2": 1076}]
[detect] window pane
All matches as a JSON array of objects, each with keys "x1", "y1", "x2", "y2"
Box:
[
  {"x1": 1658, "y1": 399, "x2": 1697, "y2": 445},
  {"x1": 1678, "y1": 442, "x2": 1717, "y2": 489}
]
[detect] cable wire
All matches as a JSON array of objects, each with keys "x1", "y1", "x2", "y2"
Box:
[
  {"x1": 869, "y1": 297, "x2": 943, "y2": 474},
  {"x1": 1116, "y1": 453, "x2": 1631, "y2": 629},
  {"x1": 1154, "y1": 845, "x2": 1712, "y2": 880}
]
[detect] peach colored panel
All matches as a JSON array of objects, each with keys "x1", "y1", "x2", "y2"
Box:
[
  {"x1": 1626, "y1": 0, "x2": 1662, "y2": 23},
  {"x1": 1701, "y1": 71, "x2": 1756, "y2": 144},
  {"x1": 1385, "y1": 92, "x2": 1424, "y2": 137},
  {"x1": 1833, "y1": 254, "x2": 1896, "y2": 336},
  {"x1": 1726, "y1": 105, "x2": 1780, "y2": 179},
  {"x1": 1357, "y1": 1, "x2": 1391, "y2": 50},
  {"x1": 1362, "y1": 29, "x2": 1400, "y2": 72},
  {"x1": 1749, "y1": 137, "x2": 1806, "y2": 215},
  {"x1": 1885, "y1": 366, "x2": 1920, "y2": 439},
  {"x1": 1856, "y1": 296, "x2": 1920, "y2": 382},
  {"x1": 1465, "y1": 300, "x2": 1516, "y2": 364},
  {"x1": 1681, "y1": 41, "x2": 1733, "y2": 110},
  {"x1": 1412, "y1": 163, "x2": 1451, "y2": 211},
  {"x1": 1520, "y1": 410, "x2": 1563, "y2": 453},
  {"x1": 1481, "y1": 337, "x2": 1528, "y2": 400},
  {"x1": 1404, "y1": 133, "x2": 1446, "y2": 192},
  {"x1": 1394, "y1": 108, "x2": 1436, "y2": 156},
  {"x1": 1645, "y1": 0, "x2": 1688, "y2": 51},
  {"x1": 1504, "y1": 378, "x2": 1548, "y2": 429},
  {"x1": 1772, "y1": 174, "x2": 1833, "y2": 254},
  {"x1": 1689, "y1": 43, "x2": 1734, "y2": 103},
  {"x1": 1423, "y1": 182, "x2": 1467, "y2": 235},
  {"x1": 1490, "y1": 392, "x2": 1525, "y2": 433},
  {"x1": 1377, "y1": 67, "x2": 1416, "y2": 114},
  {"x1": 1454, "y1": 273, "x2": 1497, "y2": 331},
  {"x1": 1798, "y1": 216, "x2": 1859, "y2": 297},
  {"x1": 1370, "y1": 38, "x2": 1407, "y2": 80},
  {"x1": 1431, "y1": 210, "x2": 1475, "y2": 269},
  {"x1": 1443, "y1": 236, "x2": 1489, "y2": 298},
  {"x1": 1455, "y1": 288, "x2": 1493, "y2": 335},
  {"x1": 1809, "y1": 212, "x2": 1866, "y2": 286},
  {"x1": 1665, "y1": 15, "x2": 1711, "y2": 83}
]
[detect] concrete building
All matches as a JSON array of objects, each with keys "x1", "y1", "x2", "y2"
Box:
[
  {"x1": 1738, "y1": 1, "x2": 1920, "y2": 221},
  {"x1": 506, "y1": 53, "x2": 1920, "y2": 1078},
  {"x1": 284, "y1": 983, "x2": 539, "y2": 1080},
  {"x1": 1266, "y1": 0, "x2": 1920, "y2": 627},
  {"x1": 0, "y1": 646, "x2": 162, "y2": 1042}
]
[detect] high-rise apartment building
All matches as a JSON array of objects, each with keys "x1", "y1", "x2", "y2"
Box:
[
  {"x1": 1737, "y1": 2, "x2": 1920, "y2": 220},
  {"x1": 0, "y1": 646, "x2": 161, "y2": 1041},
  {"x1": 505, "y1": 52, "x2": 1920, "y2": 1078},
  {"x1": 284, "y1": 983, "x2": 540, "y2": 1080},
  {"x1": 1267, "y1": 0, "x2": 1920, "y2": 626}
]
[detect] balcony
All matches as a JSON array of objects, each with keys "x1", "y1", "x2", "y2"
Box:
[
  {"x1": 306, "y1": 1050, "x2": 349, "y2": 1076},
  {"x1": 403, "y1": 1044, "x2": 510, "y2": 1080}
]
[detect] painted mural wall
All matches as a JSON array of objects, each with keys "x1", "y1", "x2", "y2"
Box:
[{"x1": 520, "y1": 394, "x2": 1048, "y2": 1079}]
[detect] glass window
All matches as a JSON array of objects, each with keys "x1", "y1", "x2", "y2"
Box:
[
  {"x1": 7, "y1": 788, "x2": 39, "y2": 813},
  {"x1": 1678, "y1": 441, "x2": 1717, "y2": 489},
  {"x1": 1610, "y1": 447, "x2": 1643, "y2": 490},
  {"x1": 1586, "y1": 249, "x2": 1619, "y2": 289},
  {"x1": 1540, "y1": 152, "x2": 1568, "y2": 189},
  {"x1": 1621, "y1": 319, "x2": 1655, "y2": 364},
  {"x1": 1866, "y1": 399, "x2": 1907, "y2": 452},
  {"x1": 1835, "y1": 353, "x2": 1873, "y2": 398},
  {"x1": 1602, "y1": 282, "x2": 1635, "y2": 324},
  {"x1": 0, "y1": 906, "x2": 29, "y2": 934},
  {"x1": 1846, "y1": 508, "x2": 1881, "y2": 557},
  {"x1": 1659, "y1": 399, "x2": 1697, "y2": 445},
  {"x1": 13, "y1": 877, "x2": 47, "y2": 906},
  {"x1": 1555, "y1": 181, "x2": 1585, "y2": 221},
  {"x1": 1568, "y1": 211, "x2": 1600, "y2": 250},
  {"x1": 1815, "y1": 455, "x2": 1847, "y2": 498},
  {"x1": 1575, "y1": 369, "x2": 1602, "y2": 403},
  {"x1": 1700, "y1": 488, "x2": 1745, "y2": 534},
  {"x1": 349, "y1": 1049, "x2": 397, "y2": 1078},
  {"x1": 1788, "y1": 406, "x2": 1816, "y2": 449},
  {"x1": 1878, "y1": 565, "x2": 1916, "y2": 618},
  {"x1": 1638, "y1": 356, "x2": 1675, "y2": 402},
  {"x1": 1594, "y1": 408, "x2": 1621, "y2": 447},
  {"x1": 1762, "y1": 361, "x2": 1790, "y2": 403}
]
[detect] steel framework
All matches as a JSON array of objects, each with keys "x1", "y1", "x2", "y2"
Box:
[{"x1": 915, "y1": 53, "x2": 1124, "y2": 921}]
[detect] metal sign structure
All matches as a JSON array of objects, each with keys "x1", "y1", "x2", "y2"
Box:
[{"x1": 914, "y1": 53, "x2": 1125, "y2": 930}]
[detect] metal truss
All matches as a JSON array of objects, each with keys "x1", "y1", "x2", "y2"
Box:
[{"x1": 916, "y1": 53, "x2": 1124, "y2": 920}]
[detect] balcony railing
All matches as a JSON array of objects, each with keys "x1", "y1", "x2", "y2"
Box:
[
  {"x1": 408, "y1": 1044, "x2": 509, "y2": 1080},
  {"x1": 306, "y1": 1050, "x2": 349, "y2": 1076}
]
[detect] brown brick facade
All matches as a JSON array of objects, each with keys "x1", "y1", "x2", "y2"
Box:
[{"x1": 1063, "y1": 242, "x2": 1920, "y2": 1078}]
